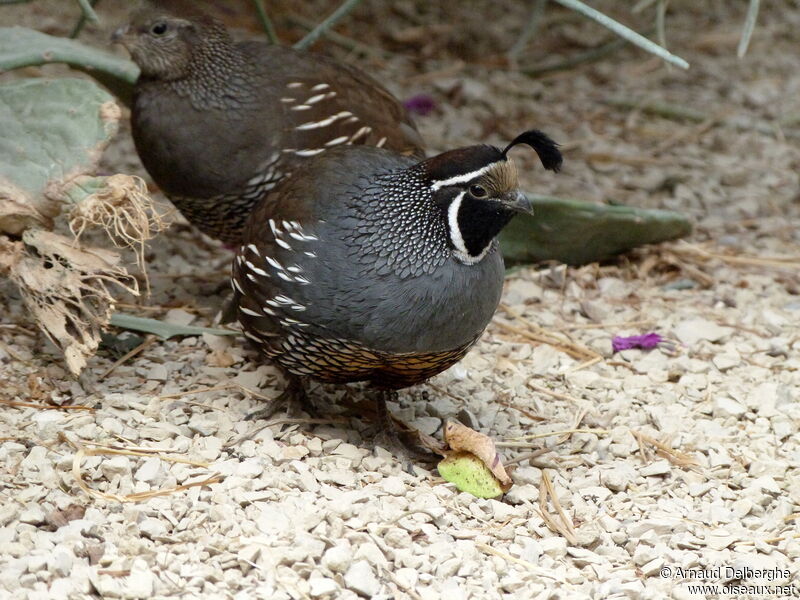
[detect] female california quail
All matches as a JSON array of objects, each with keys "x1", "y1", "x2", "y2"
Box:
[
  {"x1": 231, "y1": 130, "x2": 562, "y2": 445},
  {"x1": 112, "y1": 3, "x2": 424, "y2": 244}
]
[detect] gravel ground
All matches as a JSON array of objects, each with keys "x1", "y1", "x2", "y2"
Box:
[{"x1": 1, "y1": 2, "x2": 799, "y2": 599}]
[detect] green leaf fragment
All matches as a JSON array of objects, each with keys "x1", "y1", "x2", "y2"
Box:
[
  {"x1": 438, "y1": 451, "x2": 505, "y2": 499},
  {"x1": 109, "y1": 313, "x2": 239, "y2": 340}
]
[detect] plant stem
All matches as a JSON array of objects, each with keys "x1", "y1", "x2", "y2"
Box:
[
  {"x1": 70, "y1": 0, "x2": 100, "y2": 38},
  {"x1": 549, "y1": 0, "x2": 689, "y2": 69},
  {"x1": 75, "y1": 0, "x2": 99, "y2": 23},
  {"x1": 656, "y1": 0, "x2": 670, "y2": 71},
  {"x1": 737, "y1": 0, "x2": 760, "y2": 58},
  {"x1": 522, "y1": 29, "x2": 653, "y2": 77},
  {"x1": 288, "y1": 14, "x2": 391, "y2": 58},
  {"x1": 252, "y1": 0, "x2": 279, "y2": 44},
  {"x1": 294, "y1": 0, "x2": 364, "y2": 50},
  {"x1": 508, "y1": 0, "x2": 547, "y2": 62}
]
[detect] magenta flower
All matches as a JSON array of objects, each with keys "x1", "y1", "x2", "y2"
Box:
[
  {"x1": 612, "y1": 333, "x2": 664, "y2": 352},
  {"x1": 403, "y1": 94, "x2": 437, "y2": 116}
]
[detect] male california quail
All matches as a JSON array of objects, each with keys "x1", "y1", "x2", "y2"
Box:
[
  {"x1": 231, "y1": 129, "x2": 562, "y2": 444},
  {"x1": 112, "y1": 3, "x2": 424, "y2": 244}
]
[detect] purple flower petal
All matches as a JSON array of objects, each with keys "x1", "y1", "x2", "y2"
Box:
[
  {"x1": 612, "y1": 333, "x2": 663, "y2": 353},
  {"x1": 403, "y1": 94, "x2": 437, "y2": 116}
]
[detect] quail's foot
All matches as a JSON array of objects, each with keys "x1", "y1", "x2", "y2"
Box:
[
  {"x1": 244, "y1": 372, "x2": 312, "y2": 421},
  {"x1": 371, "y1": 390, "x2": 432, "y2": 475}
]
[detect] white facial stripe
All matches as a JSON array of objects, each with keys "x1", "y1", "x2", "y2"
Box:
[
  {"x1": 448, "y1": 191, "x2": 469, "y2": 256},
  {"x1": 447, "y1": 191, "x2": 493, "y2": 265},
  {"x1": 430, "y1": 162, "x2": 500, "y2": 191}
]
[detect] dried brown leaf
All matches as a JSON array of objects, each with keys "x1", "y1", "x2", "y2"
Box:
[{"x1": 444, "y1": 420, "x2": 512, "y2": 491}]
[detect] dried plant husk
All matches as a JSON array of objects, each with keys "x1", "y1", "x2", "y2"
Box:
[
  {"x1": 68, "y1": 174, "x2": 171, "y2": 291},
  {"x1": 7, "y1": 229, "x2": 138, "y2": 375}
]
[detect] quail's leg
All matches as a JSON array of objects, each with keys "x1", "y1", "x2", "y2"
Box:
[
  {"x1": 372, "y1": 390, "x2": 420, "y2": 475},
  {"x1": 244, "y1": 371, "x2": 312, "y2": 421}
]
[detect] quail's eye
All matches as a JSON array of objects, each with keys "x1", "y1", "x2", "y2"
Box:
[
  {"x1": 151, "y1": 22, "x2": 168, "y2": 35},
  {"x1": 469, "y1": 184, "x2": 488, "y2": 198}
]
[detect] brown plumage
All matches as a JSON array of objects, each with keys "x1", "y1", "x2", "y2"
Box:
[{"x1": 114, "y1": 3, "x2": 424, "y2": 244}]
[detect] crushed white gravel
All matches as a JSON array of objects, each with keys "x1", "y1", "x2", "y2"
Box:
[{"x1": 1, "y1": 1, "x2": 799, "y2": 599}]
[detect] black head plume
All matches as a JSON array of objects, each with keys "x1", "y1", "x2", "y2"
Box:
[{"x1": 502, "y1": 130, "x2": 562, "y2": 173}]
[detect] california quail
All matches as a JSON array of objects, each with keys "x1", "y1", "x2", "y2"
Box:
[
  {"x1": 112, "y1": 3, "x2": 424, "y2": 244},
  {"x1": 231, "y1": 130, "x2": 562, "y2": 444}
]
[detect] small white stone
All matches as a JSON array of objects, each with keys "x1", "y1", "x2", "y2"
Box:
[
  {"x1": 322, "y1": 545, "x2": 352, "y2": 573},
  {"x1": 504, "y1": 484, "x2": 538, "y2": 504},
  {"x1": 674, "y1": 319, "x2": 732, "y2": 345},
  {"x1": 384, "y1": 528, "x2": 412, "y2": 549},
  {"x1": 146, "y1": 363, "x2": 168, "y2": 382},
  {"x1": 567, "y1": 547, "x2": 602, "y2": 566},
  {"x1": 343, "y1": 560, "x2": 380, "y2": 598},
  {"x1": 731, "y1": 499, "x2": 753, "y2": 518},
  {"x1": 705, "y1": 532, "x2": 739, "y2": 551},
  {"x1": 122, "y1": 560, "x2": 155, "y2": 599},
  {"x1": 138, "y1": 517, "x2": 167, "y2": 539},
  {"x1": 187, "y1": 412, "x2": 220, "y2": 436},
  {"x1": 394, "y1": 567, "x2": 418, "y2": 589},
  {"x1": 19, "y1": 504, "x2": 46, "y2": 525},
  {"x1": 309, "y1": 577, "x2": 339, "y2": 597},
  {"x1": 640, "y1": 557, "x2": 665, "y2": 577},
  {"x1": 331, "y1": 443, "x2": 363, "y2": 460},
  {"x1": 381, "y1": 476, "x2": 406, "y2": 496},
  {"x1": 101, "y1": 455, "x2": 131, "y2": 479},
  {"x1": 316, "y1": 469, "x2": 355, "y2": 486},
  {"x1": 47, "y1": 550, "x2": 74, "y2": 578},
  {"x1": 713, "y1": 396, "x2": 746, "y2": 418},
  {"x1": 539, "y1": 536, "x2": 567, "y2": 558},
  {"x1": 640, "y1": 460, "x2": 672, "y2": 477},
  {"x1": 602, "y1": 470, "x2": 629, "y2": 492},
  {"x1": 164, "y1": 308, "x2": 195, "y2": 326},
  {"x1": 712, "y1": 353, "x2": 740, "y2": 371},
  {"x1": 633, "y1": 544, "x2": 657, "y2": 566},
  {"x1": 134, "y1": 457, "x2": 161, "y2": 483}
]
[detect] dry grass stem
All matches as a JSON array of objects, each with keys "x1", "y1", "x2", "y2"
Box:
[
  {"x1": 496, "y1": 399, "x2": 546, "y2": 421},
  {"x1": 0, "y1": 399, "x2": 94, "y2": 411},
  {"x1": 538, "y1": 470, "x2": 578, "y2": 545},
  {"x1": 504, "y1": 448, "x2": 554, "y2": 466},
  {"x1": 493, "y1": 318, "x2": 599, "y2": 361},
  {"x1": 672, "y1": 242, "x2": 800, "y2": 269},
  {"x1": 99, "y1": 334, "x2": 157, "y2": 379},
  {"x1": 558, "y1": 319, "x2": 652, "y2": 331},
  {"x1": 506, "y1": 428, "x2": 609, "y2": 442},
  {"x1": 631, "y1": 430, "x2": 701, "y2": 468},
  {"x1": 475, "y1": 542, "x2": 558, "y2": 578},
  {"x1": 527, "y1": 382, "x2": 584, "y2": 404},
  {"x1": 61, "y1": 432, "x2": 221, "y2": 503}
]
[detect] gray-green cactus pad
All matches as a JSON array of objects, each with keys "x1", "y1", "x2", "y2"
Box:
[
  {"x1": 0, "y1": 78, "x2": 119, "y2": 234},
  {"x1": 500, "y1": 195, "x2": 692, "y2": 266}
]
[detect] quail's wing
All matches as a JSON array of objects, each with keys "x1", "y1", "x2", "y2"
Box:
[
  {"x1": 241, "y1": 43, "x2": 424, "y2": 159},
  {"x1": 232, "y1": 213, "x2": 324, "y2": 345}
]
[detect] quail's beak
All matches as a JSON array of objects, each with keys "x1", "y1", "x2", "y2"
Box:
[
  {"x1": 110, "y1": 24, "x2": 130, "y2": 45},
  {"x1": 502, "y1": 190, "x2": 533, "y2": 215}
]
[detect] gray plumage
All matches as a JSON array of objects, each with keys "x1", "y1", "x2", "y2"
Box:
[
  {"x1": 237, "y1": 148, "x2": 504, "y2": 356},
  {"x1": 231, "y1": 129, "x2": 563, "y2": 389}
]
